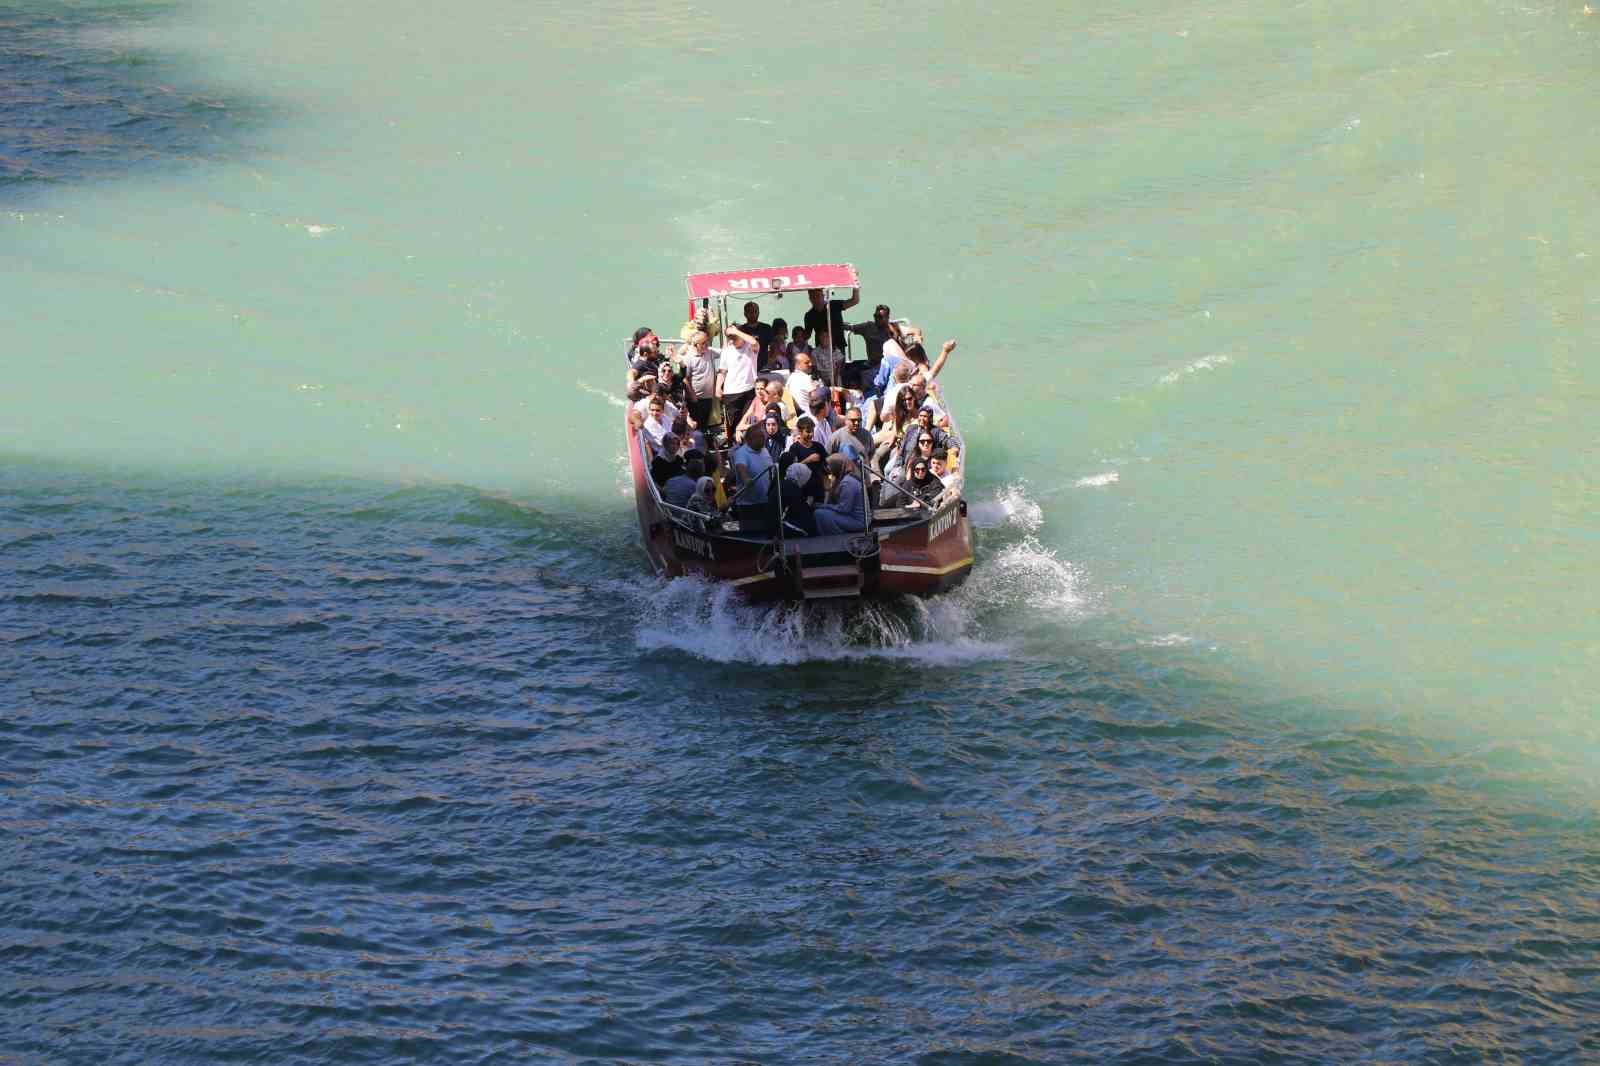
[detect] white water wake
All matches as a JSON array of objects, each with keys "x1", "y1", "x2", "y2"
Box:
[{"x1": 628, "y1": 485, "x2": 1089, "y2": 665}]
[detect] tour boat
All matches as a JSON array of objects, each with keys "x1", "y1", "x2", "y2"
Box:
[{"x1": 626, "y1": 264, "x2": 973, "y2": 602}]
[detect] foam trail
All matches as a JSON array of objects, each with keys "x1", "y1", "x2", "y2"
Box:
[
  {"x1": 968, "y1": 482, "x2": 1042, "y2": 531},
  {"x1": 629, "y1": 576, "x2": 1011, "y2": 665},
  {"x1": 1074, "y1": 471, "x2": 1119, "y2": 488},
  {"x1": 578, "y1": 380, "x2": 628, "y2": 409}
]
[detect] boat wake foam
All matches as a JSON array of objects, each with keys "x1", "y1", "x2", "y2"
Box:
[
  {"x1": 629, "y1": 486, "x2": 1090, "y2": 665},
  {"x1": 967, "y1": 481, "x2": 1043, "y2": 532}
]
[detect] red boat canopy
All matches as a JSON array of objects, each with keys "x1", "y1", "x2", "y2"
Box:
[{"x1": 685, "y1": 263, "x2": 858, "y2": 302}]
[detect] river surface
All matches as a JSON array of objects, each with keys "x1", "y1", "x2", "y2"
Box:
[{"x1": 3, "y1": 2, "x2": 1597, "y2": 1062}]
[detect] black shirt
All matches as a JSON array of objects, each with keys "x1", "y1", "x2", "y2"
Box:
[
  {"x1": 848, "y1": 319, "x2": 897, "y2": 362},
  {"x1": 803, "y1": 300, "x2": 849, "y2": 351},
  {"x1": 782, "y1": 441, "x2": 828, "y2": 504},
  {"x1": 735, "y1": 320, "x2": 774, "y2": 353},
  {"x1": 651, "y1": 454, "x2": 685, "y2": 486}
]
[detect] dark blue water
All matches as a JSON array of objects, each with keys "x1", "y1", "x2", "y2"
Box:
[
  {"x1": 0, "y1": 3, "x2": 252, "y2": 194},
  {"x1": 3, "y1": 460, "x2": 1596, "y2": 1064}
]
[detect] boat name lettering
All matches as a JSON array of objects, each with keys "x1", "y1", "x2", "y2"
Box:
[
  {"x1": 929, "y1": 506, "x2": 958, "y2": 542},
  {"x1": 672, "y1": 526, "x2": 715, "y2": 559}
]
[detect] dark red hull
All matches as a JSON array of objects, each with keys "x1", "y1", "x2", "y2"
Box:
[{"x1": 628, "y1": 415, "x2": 972, "y2": 601}]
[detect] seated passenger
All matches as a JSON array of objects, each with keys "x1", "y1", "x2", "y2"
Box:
[
  {"x1": 786, "y1": 325, "x2": 812, "y2": 360},
  {"x1": 929, "y1": 447, "x2": 953, "y2": 483},
  {"x1": 687, "y1": 476, "x2": 719, "y2": 516},
  {"x1": 828, "y1": 406, "x2": 873, "y2": 462},
  {"x1": 781, "y1": 463, "x2": 819, "y2": 537},
  {"x1": 664, "y1": 456, "x2": 703, "y2": 508},
  {"x1": 873, "y1": 386, "x2": 921, "y2": 475},
  {"x1": 672, "y1": 416, "x2": 706, "y2": 456},
  {"x1": 655, "y1": 359, "x2": 686, "y2": 407},
  {"x1": 734, "y1": 380, "x2": 779, "y2": 440},
  {"x1": 809, "y1": 327, "x2": 842, "y2": 386},
  {"x1": 783, "y1": 416, "x2": 829, "y2": 504},
  {"x1": 879, "y1": 360, "x2": 918, "y2": 415},
  {"x1": 651, "y1": 433, "x2": 685, "y2": 485},
  {"x1": 899, "y1": 408, "x2": 947, "y2": 470},
  {"x1": 637, "y1": 391, "x2": 678, "y2": 453},
  {"x1": 784, "y1": 351, "x2": 819, "y2": 412},
  {"x1": 763, "y1": 414, "x2": 789, "y2": 461},
  {"x1": 762, "y1": 317, "x2": 792, "y2": 374},
  {"x1": 732, "y1": 425, "x2": 777, "y2": 502},
  {"x1": 811, "y1": 390, "x2": 844, "y2": 445},
  {"x1": 906, "y1": 457, "x2": 944, "y2": 505},
  {"x1": 814, "y1": 455, "x2": 867, "y2": 535}
]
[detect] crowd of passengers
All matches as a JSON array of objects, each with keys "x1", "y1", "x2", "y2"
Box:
[{"x1": 624, "y1": 287, "x2": 960, "y2": 537}]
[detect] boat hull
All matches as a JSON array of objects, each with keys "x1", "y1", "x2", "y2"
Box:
[{"x1": 627, "y1": 416, "x2": 971, "y2": 601}]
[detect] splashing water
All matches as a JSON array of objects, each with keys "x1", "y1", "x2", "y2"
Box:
[
  {"x1": 626, "y1": 533, "x2": 1087, "y2": 665},
  {"x1": 967, "y1": 482, "x2": 1043, "y2": 532},
  {"x1": 631, "y1": 577, "x2": 1010, "y2": 664}
]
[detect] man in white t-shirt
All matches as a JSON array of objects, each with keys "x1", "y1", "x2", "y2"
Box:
[
  {"x1": 716, "y1": 324, "x2": 761, "y2": 439},
  {"x1": 632, "y1": 384, "x2": 680, "y2": 426},
  {"x1": 636, "y1": 392, "x2": 678, "y2": 452},
  {"x1": 784, "y1": 351, "x2": 819, "y2": 415}
]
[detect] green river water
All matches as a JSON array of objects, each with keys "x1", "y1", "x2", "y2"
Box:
[{"x1": 5, "y1": 0, "x2": 1599, "y2": 756}]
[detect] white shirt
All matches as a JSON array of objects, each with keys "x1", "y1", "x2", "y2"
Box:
[
  {"x1": 640, "y1": 410, "x2": 676, "y2": 450},
  {"x1": 785, "y1": 369, "x2": 818, "y2": 411},
  {"x1": 718, "y1": 340, "x2": 758, "y2": 395},
  {"x1": 632, "y1": 395, "x2": 680, "y2": 422}
]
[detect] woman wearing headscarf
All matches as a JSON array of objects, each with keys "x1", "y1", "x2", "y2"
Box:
[
  {"x1": 814, "y1": 455, "x2": 866, "y2": 535},
  {"x1": 781, "y1": 463, "x2": 818, "y2": 537},
  {"x1": 687, "y1": 476, "x2": 719, "y2": 517}
]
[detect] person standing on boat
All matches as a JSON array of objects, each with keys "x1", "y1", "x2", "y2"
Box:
[
  {"x1": 814, "y1": 454, "x2": 866, "y2": 535},
  {"x1": 847, "y1": 304, "x2": 903, "y2": 389},
  {"x1": 716, "y1": 324, "x2": 762, "y2": 442},
  {"x1": 736, "y1": 301, "x2": 775, "y2": 353},
  {"x1": 804, "y1": 287, "x2": 859, "y2": 361},
  {"x1": 680, "y1": 330, "x2": 719, "y2": 437}
]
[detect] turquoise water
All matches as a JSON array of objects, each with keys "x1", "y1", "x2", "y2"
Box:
[{"x1": 4, "y1": 2, "x2": 1598, "y2": 1060}]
